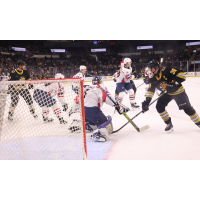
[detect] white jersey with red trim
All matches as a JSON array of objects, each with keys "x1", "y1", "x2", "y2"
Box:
[
  {"x1": 37, "y1": 82, "x2": 65, "y2": 105},
  {"x1": 84, "y1": 85, "x2": 115, "y2": 109},
  {"x1": 1, "y1": 75, "x2": 9, "y2": 81},
  {"x1": 73, "y1": 72, "x2": 85, "y2": 84},
  {"x1": 112, "y1": 72, "x2": 119, "y2": 79},
  {"x1": 116, "y1": 63, "x2": 132, "y2": 83}
]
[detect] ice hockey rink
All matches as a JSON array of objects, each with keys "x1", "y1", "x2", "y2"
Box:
[
  {"x1": 86, "y1": 77, "x2": 200, "y2": 160},
  {"x1": 1, "y1": 77, "x2": 200, "y2": 160}
]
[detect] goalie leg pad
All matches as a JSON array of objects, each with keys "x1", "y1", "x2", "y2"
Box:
[
  {"x1": 91, "y1": 116, "x2": 113, "y2": 142},
  {"x1": 85, "y1": 122, "x2": 97, "y2": 133}
]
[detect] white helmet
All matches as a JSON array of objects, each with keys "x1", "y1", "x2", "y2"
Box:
[
  {"x1": 80, "y1": 65, "x2": 87, "y2": 70},
  {"x1": 55, "y1": 73, "x2": 65, "y2": 79},
  {"x1": 124, "y1": 58, "x2": 132, "y2": 65}
]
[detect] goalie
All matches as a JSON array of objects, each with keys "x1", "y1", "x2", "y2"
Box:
[
  {"x1": 69, "y1": 76, "x2": 130, "y2": 142},
  {"x1": 33, "y1": 73, "x2": 68, "y2": 124}
]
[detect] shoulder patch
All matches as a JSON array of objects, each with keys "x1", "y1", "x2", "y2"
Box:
[
  {"x1": 161, "y1": 67, "x2": 166, "y2": 71},
  {"x1": 11, "y1": 70, "x2": 15, "y2": 73}
]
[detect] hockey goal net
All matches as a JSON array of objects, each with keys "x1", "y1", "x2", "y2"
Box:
[{"x1": 0, "y1": 78, "x2": 87, "y2": 160}]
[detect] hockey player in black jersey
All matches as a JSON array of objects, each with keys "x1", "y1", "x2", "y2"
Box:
[
  {"x1": 142, "y1": 60, "x2": 200, "y2": 133},
  {"x1": 8, "y1": 60, "x2": 38, "y2": 120}
]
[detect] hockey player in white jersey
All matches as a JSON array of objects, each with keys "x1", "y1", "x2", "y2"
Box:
[
  {"x1": 116, "y1": 58, "x2": 140, "y2": 110},
  {"x1": 69, "y1": 76, "x2": 130, "y2": 142},
  {"x1": 72, "y1": 65, "x2": 87, "y2": 94},
  {"x1": 68, "y1": 65, "x2": 87, "y2": 116},
  {"x1": 33, "y1": 73, "x2": 68, "y2": 124},
  {"x1": 1, "y1": 72, "x2": 9, "y2": 81}
]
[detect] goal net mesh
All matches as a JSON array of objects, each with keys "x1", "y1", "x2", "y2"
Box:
[{"x1": 0, "y1": 78, "x2": 87, "y2": 160}]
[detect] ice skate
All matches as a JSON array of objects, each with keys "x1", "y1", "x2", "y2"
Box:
[
  {"x1": 131, "y1": 102, "x2": 140, "y2": 110},
  {"x1": 30, "y1": 110, "x2": 38, "y2": 118},
  {"x1": 165, "y1": 118, "x2": 173, "y2": 133},
  {"x1": 91, "y1": 130, "x2": 106, "y2": 142},
  {"x1": 8, "y1": 112, "x2": 13, "y2": 121},
  {"x1": 58, "y1": 117, "x2": 67, "y2": 125},
  {"x1": 68, "y1": 119, "x2": 81, "y2": 133},
  {"x1": 43, "y1": 116, "x2": 54, "y2": 123},
  {"x1": 8, "y1": 115, "x2": 13, "y2": 121}
]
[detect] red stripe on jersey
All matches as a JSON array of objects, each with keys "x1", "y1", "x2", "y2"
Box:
[{"x1": 101, "y1": 89, "x2": 107, "y2": 102}]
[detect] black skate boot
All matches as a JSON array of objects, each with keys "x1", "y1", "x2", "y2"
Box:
[
  {"x1": 196, "y1": 122, "x2": 200, "y2": 128},
  {"x1": 131, "y1": 102, "x2": 140, "y2": 110},
  {"x1": 165, "y1": 118, "x2": 173, "y2": 133},
  {"x1": 8, "y1": 112, "x2": 13, "y2": 121},
  {"x1": 43, "y1": 116, "x2": 54, "y2": 123},
  {"x1": 58, "y1": 117, "x2": 67, "y2": 124},
  {"x1": 30, "y1": 109, "x2": 38, "y2": 118}
]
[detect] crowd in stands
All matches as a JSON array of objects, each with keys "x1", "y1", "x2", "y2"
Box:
[{"x1": 0, "y1": 44, "x2": 199, "y2": 80}]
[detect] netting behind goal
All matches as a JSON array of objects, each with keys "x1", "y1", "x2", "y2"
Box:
[{"x1": 0, "y1": 78, "x2": 87, "y2": 160}]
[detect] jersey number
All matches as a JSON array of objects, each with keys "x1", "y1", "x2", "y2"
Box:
[{"x1": 170, "y1": 68, "x2": 177, "y2": 75}]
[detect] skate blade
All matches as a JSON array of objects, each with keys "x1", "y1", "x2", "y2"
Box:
[
  {"x1": 90, "y1": 136, "x2": 106, "y2": 142},
  {"x1": 139, "y1": 125, "x2": 150, "y2": 132},
  {"x1": 95, "y1": 137, "x2": 106, "y2": 142},
  {"x1": 166, "y1": 128, "x2": 174, "y2": 134},
  {"x1": 131, "y1": 107, "x2": 140, "y2": 111}
]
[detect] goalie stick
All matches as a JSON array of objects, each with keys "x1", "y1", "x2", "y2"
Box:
[
  {"x1": 95, "y1": 82, "x2": 149, "y2": 132},
  {"x1": 111, "y1": 90, "x2": 167, "y2": 134}
]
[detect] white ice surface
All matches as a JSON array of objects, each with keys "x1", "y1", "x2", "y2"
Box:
[{"x1": 92, "y1": 77, "x2": 200, "y2": 160}]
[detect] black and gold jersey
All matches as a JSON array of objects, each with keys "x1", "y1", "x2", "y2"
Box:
[
  {"x1": 146, "y1": 67, "x2": 186, "y2": 102},
  {"x1": 9, "y1": 69, "x2": 31, "y2": 81}
]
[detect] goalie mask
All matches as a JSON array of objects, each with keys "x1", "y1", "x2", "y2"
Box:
[{"x1": 92, "y1": 76, "x2": 103, "y2": 85}]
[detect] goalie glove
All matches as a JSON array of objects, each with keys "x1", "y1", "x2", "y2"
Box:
[
  {"x1": 115, "y1": 102, "x2": 130, "y2": 115},
  {"x1": 62, "y1": 103, "x2": 68, "y2": 112}
]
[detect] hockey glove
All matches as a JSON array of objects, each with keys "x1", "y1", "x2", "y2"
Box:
[
  {"x1": 62, "y1": 103, "x2": 68, "y2": 112},
  {"x1": 142, "y1": 101, "x2": 149, "y2": 113},
  {"x1": 166, "y1": 81, "x2": 179, "y2": 93},
  {"x1": 113, "y1": 78, "x2": 116, "y2": 82},
  {"x1": 115, "y1": 102, "x2": 130, "y2": 115}
]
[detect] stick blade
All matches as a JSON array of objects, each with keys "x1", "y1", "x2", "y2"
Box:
[{"x1": 139, "y1": 125, "x2": 150, "y2": 132}]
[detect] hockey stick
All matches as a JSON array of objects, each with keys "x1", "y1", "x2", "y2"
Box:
[
  {"x1": 96, "y1": 82, "x2": 148, "y2": 132},
  {"x1": 111, "y1": 90, "x2": 167, "y2": 134},
  {"x1": 136, "y1": 82, "x2": 145, "y2": 89}
]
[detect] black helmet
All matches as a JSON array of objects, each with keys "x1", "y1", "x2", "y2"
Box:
[
  {"x1": 147, "y1": 60, "x2": 159, "y2": 69},
  {"x1": 17, "y1": 60, "x2": 26, "y2": 66}
]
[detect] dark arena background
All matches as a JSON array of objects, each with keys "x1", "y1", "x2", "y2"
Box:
[{"x1": 1, "y1": 40, "x2": 200, "y2": 80}]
